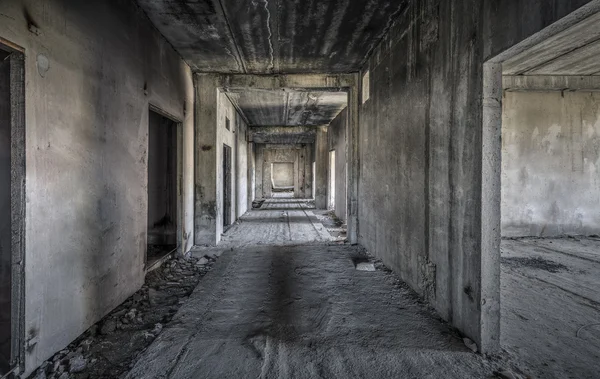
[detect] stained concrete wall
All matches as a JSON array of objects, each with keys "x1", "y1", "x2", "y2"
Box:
[
  {"x1": 359, "y1": 0, "x2": 596, "y2": 352},
  {"x1": 328, "y1": 109, "x2": 347, "y2": 221},
  {"x1": 255, "y1": 144, "x2": 313, "y2": 199},
  {"x1": 216, "y1": 92, "x2": 248, "y2": 238},
  {"x1": 0, "y1": 1, "x2": 195, "y2": 375},
  {"x1": 0, "y1": 51, "x2": 11, "y2": 370},
  {"x1": 502, "y1": 91, "x2": 600, "y2": 237},
  {"x1": 235, "y1": 115, "x2": 249, "y2": 219}
]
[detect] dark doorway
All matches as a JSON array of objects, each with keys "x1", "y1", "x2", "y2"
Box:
[
  {"x1": 0, "y1": 43, "x2": 25, "y2": 377},
  {"x1": 0, "y1": 48, "x2": 12, "y2": 376},
  {"x1": 147, "y1": 110, "x2": 179, "y2": 266},
  {"x1": 223, "y1": 144, "x2": 232, "y2": 227}
]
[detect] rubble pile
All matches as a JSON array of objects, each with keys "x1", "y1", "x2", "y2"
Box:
[{"x1": 30, "y1": 254, "x2": 216, "y2": 379}]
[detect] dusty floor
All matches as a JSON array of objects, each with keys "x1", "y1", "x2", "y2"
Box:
[
  {"x1": 30, "y1": 200, "x2": 600, "y2": 379},
  {"x1": 501, "y1": 237, "x2": 600, "y2": 379},
  {"x1": 126, "y1": 200, "x2": 504, "y2": 379}
]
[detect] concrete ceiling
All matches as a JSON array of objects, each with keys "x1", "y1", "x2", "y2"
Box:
[
  {"x1": 503, "y1": 12, "x2": 600, "y2": 76},
  {"x1": 136, "y1": 0, "x2": 407, "y2": 74},
  {"x1": 225, "y1": 89, "x2": 347, "y2": 126}
]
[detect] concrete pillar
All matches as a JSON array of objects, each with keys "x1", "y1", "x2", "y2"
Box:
[
  {"x1": 194, "y1": 74, "x2": 219, "y2": 246},
  {"x1": 315, "y1": 126, "x2": 328, "y2": 209},
  {"x1": 480, "y1": 62, "x2": 502, "y2": 353},
  {"x1": 346, "y1": 79, "x2": 360, "y2": 244}
]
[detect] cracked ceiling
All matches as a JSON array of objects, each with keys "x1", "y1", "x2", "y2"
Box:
[{"x1": 136, "y1": 0, "x2": 408, "y2": 74}]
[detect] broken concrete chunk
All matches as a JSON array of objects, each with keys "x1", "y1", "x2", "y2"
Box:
[
  {"x1": 100, "y1": 319, "x2": 116, "y2": 335},
  {"x1": 356, "y1": 262, "x2": 376, "y2": 271},
  {"x1": 463, "y1": 337, "x2": 478, "y2": 353},
  {"x1": 69, "y1": 355, "x2": 87, "y2": 373},
  {"x1": 196, "y1": 257, "x2": 209, "y2": 265}
]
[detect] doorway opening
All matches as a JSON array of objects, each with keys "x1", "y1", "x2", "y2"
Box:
[
  {"x1": 223, "y1": 144, "x2": 232, "y2": 227},
  {"x1": 147, "y1": 109, "x2": 180, "y2": 268},
  {"x1": 0, "y1": 46, "x2": 12, "y2": 377},
  {"x1": 483, "y1": 7, "x2": 600, "y2": 377},
  {"x1": 271, "y1": 162, "x2": 294, "y2": 198},
  {"x1": 328, "y1": 150, "x2": 336, "y2": 210},
  {"x1": 0, "y1": 40, "x2": 25, "y2": 377}
]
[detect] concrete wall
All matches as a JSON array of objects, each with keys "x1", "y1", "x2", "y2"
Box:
[
  {"x1": 328, "y1": 109, "x2": 347, "y2": 221},
  {"x1": 0, "y1": 0, "x2": 195, "y2": 375},
  {"x1": 272, "y1": 163, "x2": 295, "y2": 187},
  {"x1": 236, "y1": 115, "x2": 249, "y2": 219},
  {"x1": 0, "y1": 51, "x2": 11, "y2": 370},
  {"x1": 216, "y1": 92, "x2": 248, "y2": 239},
  {"x1": 359, "y1": 0, "x2": 595, "y2": 352},
  {"x1": 502, "y1": 91, "x2": 600, "y2": 237},
  {"x1": 255, "y1": 144, "x2": 313, "y2": 199}
]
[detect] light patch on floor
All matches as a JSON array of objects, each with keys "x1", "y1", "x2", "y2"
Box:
[{"x1": 501, "y1": 237, "x2": 600, "y2": 379}]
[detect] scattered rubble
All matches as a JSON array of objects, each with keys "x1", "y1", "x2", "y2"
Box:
[{"x1": 28, "y1": 254, "x2": 217, "y2": 379}]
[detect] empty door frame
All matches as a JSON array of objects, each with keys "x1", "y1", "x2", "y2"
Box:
[
  {"x1": 148, "y1": 104, "x2": 184, "y2": 258},
  {"x1": 479, "y1": 3, "x2": 600, "y2": 353},
  {"x1": 0, "y1": 38, "x2": 26, "y2": 375}
]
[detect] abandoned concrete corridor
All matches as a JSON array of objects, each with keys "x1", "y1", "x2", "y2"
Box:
[
  {"x1": 2, "y1": 0, "x2": 600, "y2": 378},
  {"x1": 126, "y1": 202, "x2": 498, "y2": 379}
]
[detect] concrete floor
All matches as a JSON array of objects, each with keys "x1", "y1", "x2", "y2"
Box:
[
  {"x1": 501, "y1": 237, "x2": 600, "y2": 379},
  {"x1": 125, "y1": 200, "x2": 499, "y2": 378}
]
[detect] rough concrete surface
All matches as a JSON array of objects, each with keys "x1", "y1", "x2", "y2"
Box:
[
  {"x1": 502, "y1": 91, "x2": 600, "y2": 237},
  {"x1": 136, "y1": 0, "x2": 409, "y2": 73},
  {"x1": 358, "y1": 0, "x2": 597, "y2": 351},
  {"x1": 0, "y1": 0, "x2": 195, "y2": 375},
  {"x1": 126, "y1": 202, "x2": 504, "y2": 379},
  {"x1": 327, "y1": 108, "x2": 347, "y2": 221},
  {"x1": 501, "y1": 237, "x2": 600, "y2": 379}
]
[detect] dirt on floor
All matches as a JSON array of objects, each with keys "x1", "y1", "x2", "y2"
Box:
[{"x1": 28, "y1": 253, "x2": 220, "y2": 379}]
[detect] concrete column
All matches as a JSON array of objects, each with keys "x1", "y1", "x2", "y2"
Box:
[
  {"x1": 194, "y1": 74, "x2": 219, "y2": 246},
  {"x1": 480, "y1": 62, "x2": 502, "y2": 353},
  {"x1": 315, "y1": 126, "x2": 328, "y2": 209},
  {"x1": 346, "y1": 79, "x2": 360, "y2": 244}
]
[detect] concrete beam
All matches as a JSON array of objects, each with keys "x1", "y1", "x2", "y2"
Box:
[
  {"x1": 249, "y1": 126, "x2": 317, "y2": 144},
  {"x1": 503, "y1": 75, "x2": 600, "y2": 91},
  {"x1": 221, "y1": 73, "x2": 356, "y2": 90}
]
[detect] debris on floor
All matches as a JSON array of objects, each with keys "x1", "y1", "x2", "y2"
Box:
[{"x1": 28, "y1": 254, "x2": 217, "y2": 379}]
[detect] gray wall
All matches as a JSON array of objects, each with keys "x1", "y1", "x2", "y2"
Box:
[
  {"x1": 194, "y1": 79, "x2": 249, "y2": 245},
  {"x1": 328, "y1": 109, "x2": 347, "y2": 221},
  {"x1": 502, "y1": 91, "x2": 600, "y2": 237},
  {"x1": 0, "y1": 0, "x2": 195, "y2": 375},
  {"x1": 272, "y1": 163, "x2": 295, "y2": 187},
  {"x1": 216, "y1": 92, "x2": 248, "y2": 241},
  {"x1": 255, "y1": 144, "x2": 313, "y2": 199},
  {"x1": 359, "y1": 0, "x2": 595, "y2": 350},
  {"x1": 0, "y1": 51, "x2": 11, "y2": 370}
]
